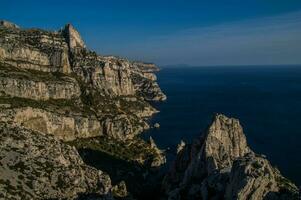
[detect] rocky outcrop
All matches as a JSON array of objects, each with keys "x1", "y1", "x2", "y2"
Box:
[
  {"x1": 0, "y1": 20, "x2": 167, "y2": 199},
  {"x1": 162, "y1": 114, "x2": 299, "y2": 200},
  {"x1": 176, "y1": 140, "x2": 186, "y2": 154},
  {"x1": 197, "y1": 114, "x2": 251, "y2": 174},
  {"x1": 148, "y1": 137, "x2": 166, "y2": 167},
  {"x1": 132, "y1": 62, "x2": 160, "y2": 73},
  {"x1": 0, "y1": 21, "x2": 166, "y2": 195},
  {"x1": 0, "y1": 20, "x2": 166, "y2": 141},
  {"x1": 0, "y1": 20, "x2": 20, "y2": 29},
  {"x1": 70, "y1": 50, "x2": 166, "y2": 100},
  {"x1": 131, "y1": 62, "x2": 166, "y2": 101},
  {"x1": 226, "y1": 153, "x2": 299, "y2": 200},
  {"x1": 0, "y1": 20, "x2": 166, "y2": 101},
  {"x1": 60, "y1": 23, "x2": 86, "y2": 51},
  {"x1": 72, "y1": 56, "x2": 136, "y2": 96},
  {"x1": 111, "y1": 181, "x2": 128, "y2": 198},
  {"x1": 0, "y1": 122, "x2": 112, "y2": 200}
]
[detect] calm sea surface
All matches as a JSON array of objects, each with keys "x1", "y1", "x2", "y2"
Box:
[{"x1": 144, "y1": 65, "x2": 301, "y2": 186}]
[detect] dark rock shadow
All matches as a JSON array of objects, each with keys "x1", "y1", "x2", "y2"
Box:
[{"x1": 77, "y1": 148, "x2": 165, "y2": 200}]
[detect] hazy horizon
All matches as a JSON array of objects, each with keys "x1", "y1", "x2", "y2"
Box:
[
  {"x1": 160, "y1": 63, "x2": 301, "y2": 68},
  {"x1": 2, "y1": 0, "x2": 301, "y2": 66}
]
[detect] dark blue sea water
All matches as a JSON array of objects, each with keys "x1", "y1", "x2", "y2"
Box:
[{"x1": 144, "y1": 65, "x2": 301, "y2": 186}]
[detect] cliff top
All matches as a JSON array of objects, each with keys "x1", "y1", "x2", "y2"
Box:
[{"x1": 60, "y1": 23, "x2": 86, "y2": 49}]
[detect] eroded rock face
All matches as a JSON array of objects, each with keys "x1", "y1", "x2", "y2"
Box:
[
  {"x1": 163, "y1": 114, "x2": 299, "y2": 200},
  {"x1": 202, "y1": 114, "x2": 251, "y2": 173},
  {"x1": 226, "y1": 153, "x2": 299, "y2": 200},
  {"x1": 0, "y1": 25, "x2": 71, "y2": 73},
  {"x1": 0, "y1": 76, "x2": 80, "y2": 100},
  {"x1": 0, "y1": 21, "x2": 166, "y2": 142},
  {"x1": 0, "y1": 122, "x2": 112, "y2": 200},
  {"x1": 147, "y1": 137, "x2": 166, "y2": 167},
  {"x1": 178, "y1": 114, "x2": 251, "y2": 187},
  {"x1": 71, "y1": 50, "x2": 166, "y2": 100},
  {"x1": 0, "y1": 107, "x2": 102, "y2": 141},
  {"x1": 131, "y1": 61, "x2": 166, "y2": 101},
  {"x1": 0, "y1": 20, "x2": 167, "y2": 198},
  {"x1": 0, "y1": 21, "x2": 166, "y2": 189},
  {"x1": 0, "y1": 21, "x2": 166, "y2": 102},
  {"x1": 0, "y1": 66, "x2": 81, "y2": 100},
  {"x1": 0, "y1": 104, "x2": 152, "y2": 142},
  {"x1": 61, "y1": 23, "x2": 86, "y2": 50}
]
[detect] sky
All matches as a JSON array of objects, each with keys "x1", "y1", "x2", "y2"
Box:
[{"x1": 1, "y1": 0, "x2": 301, "y2": 66}]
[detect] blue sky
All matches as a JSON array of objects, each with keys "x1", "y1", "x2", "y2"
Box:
[{"x1": 1, "y1": 0, "x2": 301, "y2": 66}]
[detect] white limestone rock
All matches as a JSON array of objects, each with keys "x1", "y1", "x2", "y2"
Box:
[
  {"x1": 163, "y1": 114, "x2": 299, "y2": 200},
  {"x1": 0, "y1": 122, "x2": 112, "y2": 199}
]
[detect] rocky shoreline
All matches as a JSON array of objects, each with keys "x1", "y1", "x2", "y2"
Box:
[{"x1": 0, "y1": 20, "x2": 299, "y2": 200}]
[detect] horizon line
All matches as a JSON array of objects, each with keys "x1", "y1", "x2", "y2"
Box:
[{"x1": 160, "y1": 63, "x2": 301, "y2": 68}]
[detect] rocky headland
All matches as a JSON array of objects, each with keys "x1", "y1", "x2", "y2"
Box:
[
  {"x1": 162, "y1": 114, "x2": 300, "y2": 200},
  {"x1": 0, "y1": 19, "x2": 166, "y2": 158},
  {"x1": 0, "y1": 20, "x2": 299, "y2": 200}
]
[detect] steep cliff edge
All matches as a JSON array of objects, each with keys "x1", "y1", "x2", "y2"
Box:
[
  {"x1": 0, "y1": 20, "x2": 166, "y2": 199},
  {"x1": 162, "y1": 114, "x2": 299, "y2": 200},
  {"x1": 0, "y1": 20, "x2": 166, "y2": 167}
]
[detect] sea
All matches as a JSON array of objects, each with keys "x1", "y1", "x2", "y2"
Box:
[{"x1": 143, "y1": 65, "x2": 301, "y2": 186}]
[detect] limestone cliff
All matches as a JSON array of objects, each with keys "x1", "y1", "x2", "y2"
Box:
[
  {"x1": 0, "y1": 24, "x2": 71, "y2": 73},
  {"x1": 0, "y1": 20, "x2": 166, "y2": 198},
  {"x1": 0, "y1": 63, "x2": 80, "y2": 101},
  {"x1": 0, "y1": 21, "x2": 166, "y2": 199},
  {"x1": 60, "y1": 23, "x2": 86, "y2": 50},
  {"x1": 226, "y1": 153, "x2": 299, "y2": 200},
  {"x1": 0, "y1": 20, "x2": 165, "y2": 143},
  {"x1": 162, "y1": 114, "x2": 299, "y2": 200},
  {"x1": 0, "y1": 122, "x2": 112, "y2": 200}
]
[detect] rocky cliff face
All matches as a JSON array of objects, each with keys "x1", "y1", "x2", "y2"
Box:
[
  {"x1": 0, "y1": 22, "x2": 71, "y2": 73},
  {"x1": 0, "y1": 122, "x2": 112, "y2": 200},
  {"x1": 162, "y1": 114, "x2": 299, "y2": 200},
  {"x1": 0, "y1": 20, "x2": 166, "y2": 199},
  {"x1": 225, "y1": 153, "x2": 299, "y2": 200},
  {"x1": 61, "y1": 23, "x2": 86, "y2": 50},
  {"x1": 0, "y1": 63, "x2": 81, "y2": 101},
  {"x1": 0, "y1": 20, "x2": 165, "y2": 142},
  {"x1": 0, "y1": 106, "x2": 102, "y2": 141}
]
